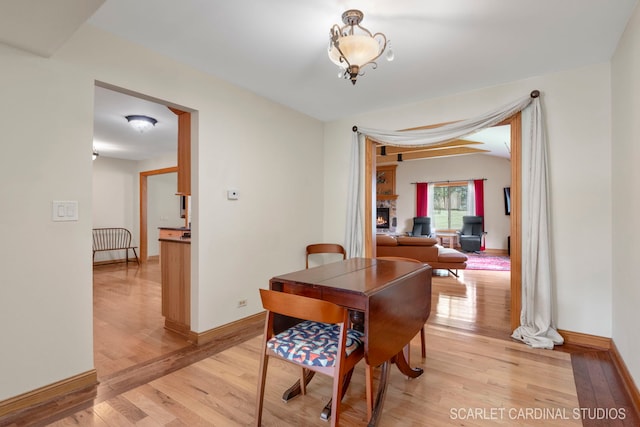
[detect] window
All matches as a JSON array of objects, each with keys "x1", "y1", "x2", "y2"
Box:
[{"x1": 432, "y1": 182, "x2": 469, "y2": 230}]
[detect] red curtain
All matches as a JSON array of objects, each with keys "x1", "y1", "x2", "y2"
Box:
[
  {"x1": 474, "y1": 179, "x2": 485, "y2": 250},
  {"x1": 416, "y1": 183, "x2": 428, "y2": 217}
]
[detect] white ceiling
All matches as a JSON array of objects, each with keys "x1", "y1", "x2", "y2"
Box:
[
  {"x1": 93, "y1": 85, "x2": 178, "y2": 161},
  {"x1": 2, "y1": 0, "x2": 637, "y2": 160}
]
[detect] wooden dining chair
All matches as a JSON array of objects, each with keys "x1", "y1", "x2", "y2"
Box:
[
  {"x1": 376, "y1": 256, "x2": 428, "y2": 359},
  {"x1": 305, "y1": 243, "x2": 347, "y2": 268},
  {"x1": 255, "y1": 289, "x2": 365, "y2": 427}
]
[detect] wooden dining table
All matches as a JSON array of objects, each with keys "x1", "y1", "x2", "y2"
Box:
[{"x1": 269, "y1": 257, "x2": 432, "y2": 426}]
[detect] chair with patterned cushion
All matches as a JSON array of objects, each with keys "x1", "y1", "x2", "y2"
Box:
[
  {"x1": 255, "y1": 289, "x2": 365, "y2": 427},
  {"x1": 376, "y1": 256, "x2": 429, "y2": 359},
  {"x1": 305, "y1": 243, "x2": 346, "y2": 268}
]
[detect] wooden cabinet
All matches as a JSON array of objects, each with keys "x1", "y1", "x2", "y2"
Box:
[
  {"x1": 160, "y1": 238, "x2": 191, "y2": 336},
  {"x1": 159, "y1": 228, "x2": 186, "y2": 239},
  {"x1": 376, "y1": 165, "x2": 397, "y2": 200}
]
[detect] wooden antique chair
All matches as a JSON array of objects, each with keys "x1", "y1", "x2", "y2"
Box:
[
  {"x1": 376, "y1": 256, "x2": 428, "y2": 359},
  {"x1": 305, "y1": 243, "x2": 346, "y2": 269},
  {"x1": 255, "y1": 289, "x2": 365, "y2": 427}
]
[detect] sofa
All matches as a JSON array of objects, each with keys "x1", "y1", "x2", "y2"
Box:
[{"x1": 376, "y1": 234, "x2": 468, "y2": 273}]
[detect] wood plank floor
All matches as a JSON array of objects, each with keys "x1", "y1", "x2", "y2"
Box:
[
  {"x1": 1, "y1": 264, "x2": 638, "y2": 426},
  {"x1": 93, "y1": 260, "x2": 190, "y2": 379}
]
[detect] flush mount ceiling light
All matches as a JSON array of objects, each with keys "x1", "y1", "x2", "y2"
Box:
[
  {"x1": 328, "y1": 9, "x2": 393, "y2": 85},
  {"x1": 125, "y1": 115, "x2": 157, "y2": 133}
]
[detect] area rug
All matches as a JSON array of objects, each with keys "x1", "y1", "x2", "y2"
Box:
[{"x1": 464, "y1": 253, "x2": 511, "y2": 271}]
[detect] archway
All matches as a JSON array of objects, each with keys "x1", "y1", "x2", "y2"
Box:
[{"x1": 364, "y1": 113, "x2": 522, "y2": 331}]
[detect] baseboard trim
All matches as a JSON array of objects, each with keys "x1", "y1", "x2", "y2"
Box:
[
  {"x1": 189, "y1": 312, "x2": 264, "y2": 346},
  {"x1": 0, "y1": 369, "x2": 97, "y2": 418},
  {"x1": 610, "y1": 340, "x2": 640, "y2": 416},
  {"x1": 558, "y1": 329, "x2": 612, "y2": 349},
  {"x1": 92, "y1": 258, "x2": 136, "y2": 266},
  {"x1": 93, "y1": 255, "x2": 157, "y2": 266},
  {"x1": 559, "y1": 329, "x2": 639, "y2": 417},
  {"x1": 483, "y1": 248, "x2": 509, "y2": 256},
  {"x1": 164, "y1": 318, "x2": 191, "y2": 337}
]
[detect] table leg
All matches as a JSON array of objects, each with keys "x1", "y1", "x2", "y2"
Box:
[
  {"x1": 367, "y1": 361, "x2": 391, "y2": 427},
  {"x1": 394, "y1": 349, "x2": 424, "y2": 379},
  {"x1": 350, "y1": 310, "x2": 365, "y2": 332},
  {"x1": 365, "y1": 350, "x2": 423, "y2": 426},
  {"x1": 281, "y1": 369, "x2": 315, "y2": 401}
]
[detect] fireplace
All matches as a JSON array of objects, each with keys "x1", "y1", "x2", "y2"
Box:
[{"x1": 376, "y1": 208, "x2": 390, "y2": 229}]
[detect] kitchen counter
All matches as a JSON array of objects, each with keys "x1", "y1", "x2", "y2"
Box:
[{"x1": 159, "y1": 227, "x2": 191, "y2": 240}]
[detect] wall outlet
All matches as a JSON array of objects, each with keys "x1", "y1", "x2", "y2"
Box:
[{"x1": 237, "y1": 299, "x2": 247, "y2": 308}]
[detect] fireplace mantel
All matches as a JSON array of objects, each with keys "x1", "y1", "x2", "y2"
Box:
[{"x1": 376, "y1": 165, "x2": 397, "y2": 200}]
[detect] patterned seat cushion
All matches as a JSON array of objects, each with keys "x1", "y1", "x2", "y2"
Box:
[{"x1": 267, "y1": 320, "x2": 364, "y2": 367}]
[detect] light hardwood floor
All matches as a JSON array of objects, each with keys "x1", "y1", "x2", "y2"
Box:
[
  {"x1": 93, "y1": 259, "x2": 189, "y2": 378},
  {"x1": 1, "y1": 263, "x2": 638, "y2": 426}
]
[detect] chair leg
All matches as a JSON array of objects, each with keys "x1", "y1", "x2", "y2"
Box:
[
  {"x1": 420, "y1": 326, "x2": 426, "y2": 359},
  {"x1": 254, "y1": 354, "x2": 270, "y2": 426},
  {"x1": 321, "y1": 368, "x2": 355, "y2": 421},
  {"x1": 132, "y1": 248, "x2": 139, "y2": 264},
  {"x1": 365, "y1": 365, "x2": 374, "y2": 421},
  {"x1": 330, "y1": 371, "x2": 345, "y2": 427},
  {"x1": 300, "y1": 368, "x2": 307, "y2": 395}
]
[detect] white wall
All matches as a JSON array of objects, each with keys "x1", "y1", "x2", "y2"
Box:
[
  {"x1": 324, "y1": 63, "x2": 613, "y2": 339},
  {"x1": 92, "y1": 154, "x2": 180, "y2": 261},
  {"x1": 611, "y1": 2, "x2": 640, "y2": 393},
  {"x1": 0, "y1": 24, "x2": 323, "y2": 400},
  {"x1": 91, "y1": 157, "x2": 137, "y2": 262},
  {"x1": 147, "y1": 172, "x2": 182, "y2": 256},
  {"x1": 0, "y1": 43, "x2": 95, "y2": 400},
  {"x1": 391, "y1": 154, "x2": 511, "y2": 250}
]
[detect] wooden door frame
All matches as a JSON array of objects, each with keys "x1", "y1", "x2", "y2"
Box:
[
  {"x1": 139, "y1": 166, "x2": 178, "y2": 263},
  {"x1": 364, "y1": 112, "x2": 522, "y2": 331}
]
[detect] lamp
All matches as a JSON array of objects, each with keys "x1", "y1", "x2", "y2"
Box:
[
  {"x1": 328, "y1": 9, "x2": 393, "y2": 85},
  {"x1": 125, "y1": 115, "x2": 157, "y2": 133},
  {"x1": 92, "y1": 147, "x2": 99, "y2": 160}
]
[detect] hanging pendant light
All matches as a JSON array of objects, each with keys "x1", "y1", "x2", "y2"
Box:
[{"x1": 328, "y1": 9, "x2": 393, "y2": 85}]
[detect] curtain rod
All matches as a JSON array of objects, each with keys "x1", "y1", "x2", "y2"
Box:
[{"x1": 410, "y1": 178, "x2": 487, "y2": 185}]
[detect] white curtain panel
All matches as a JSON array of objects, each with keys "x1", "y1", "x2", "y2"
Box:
[
  {"x1": 345, "y1": 92, "x2": 563, "y2": 349},
  {"x1": 344, "y1": 133, "x2": 364, "y2": 258},
  {"x1": 512, "y1": 98, "x2": 564, "y2": 349}
]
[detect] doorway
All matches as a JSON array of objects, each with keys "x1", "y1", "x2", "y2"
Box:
[
  {"x1": 139, "y1": 166, "x2": 179, "y2": 262},
  {"x1": 92, "y1": 83, "x2": 192, "y2": 377},
  {"x1": 365, "y1": 113, "x2": 522, "y2": 331}
]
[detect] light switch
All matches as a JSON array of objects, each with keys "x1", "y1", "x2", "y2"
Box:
[{"x1": 52, "y1": 201, "x2": 79, "y2": 221}]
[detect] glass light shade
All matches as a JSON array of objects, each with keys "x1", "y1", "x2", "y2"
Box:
[
  {"x1": 128, "y1": 119, "x2": 155, "y2": 133},
  {"x1": 125, "y1": 115, "x2": 157, "y2": 133},
  {"x1": 328, "y1": 35, "x2": 381, "y2": 68}
]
